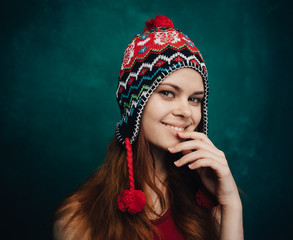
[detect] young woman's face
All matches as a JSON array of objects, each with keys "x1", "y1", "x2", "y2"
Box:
[{"x1": 141, "y1": 68, "x2": 204, "y2": 150}]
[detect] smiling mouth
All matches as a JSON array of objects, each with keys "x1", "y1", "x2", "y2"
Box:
[{"x1": 162, "y1": 123, "x2": 187, "y2": 132}]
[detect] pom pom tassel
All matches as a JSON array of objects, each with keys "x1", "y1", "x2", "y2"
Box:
[
  {"x1": 144, "y1": 14, "x2": 174, "y2": 32},
  {"x1": 195, "y1": 188, "x2": 218, "y2": 209},
  {"x1": 118, "y1": 138, "x2": 146, "y2": 214}
]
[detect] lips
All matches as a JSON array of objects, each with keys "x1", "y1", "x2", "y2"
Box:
[{"x1": 162, "y1": 122, "x2": 189, "y2": 132}]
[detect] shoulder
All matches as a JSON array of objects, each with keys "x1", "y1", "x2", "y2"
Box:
[{"x1": 53, "y1": 197, "x2": 90, "y2": 240}]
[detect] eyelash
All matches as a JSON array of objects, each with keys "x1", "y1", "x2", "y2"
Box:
[
  {"x1": 160, "y1": 90, "x2": 174, "y2": 98},
  {"x1": 159, "y1": 90, "x2": 202, "y2": 103},
  {"x1": 189, "y1": 96, "x2": 202, "y2": 104}
]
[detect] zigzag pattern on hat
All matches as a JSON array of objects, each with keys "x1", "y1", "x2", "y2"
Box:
[{"x1": 117, "y1": 51, "x2": 204, "y2": 97}]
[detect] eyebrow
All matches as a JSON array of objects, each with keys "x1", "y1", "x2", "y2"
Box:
[{"x1": 159, "y1": 83, "x2": 204, "y2": 95}]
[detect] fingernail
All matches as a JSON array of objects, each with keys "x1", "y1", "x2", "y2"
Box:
[
  {"x1": 168, "y1": 147, "x2": 174, "y2": 151},
  {"x1": 174, "y1": 161, "x2": 179, "y2": 166}
]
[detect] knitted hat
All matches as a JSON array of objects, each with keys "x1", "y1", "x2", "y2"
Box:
[
  {"x1": 116, "y1": 14, "x2": 208, "y2": 146},
  {"x1": 116, "y1": 15, "x2": 209, "y2": 214}
]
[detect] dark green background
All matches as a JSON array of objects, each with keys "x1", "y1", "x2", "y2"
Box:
[{"x1": 1, "y1": 0, "x2": 292, "y2": 239}]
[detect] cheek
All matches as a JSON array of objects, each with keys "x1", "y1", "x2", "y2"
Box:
[
  {"x1": 192, "y1": 109, "x2": 202, "y2": 124},
  {"x1": 141, "y1": 110, "x2": 160, "y2": 133},
  {"x1": 141, "y1": 105, "x2": 164, "y2": 143},
  {"x1": 141, "y1": 116, "x2": 160, "y2": 145},
  {"x1": 141, "y1": 97, "x2": 166, "y2": 123},
  {"x1": 141, "y1": 117, "x2": 150, "y2": 135},
  {"x1": 141, "y1": 109, "x2": 155, "y2": 136}
]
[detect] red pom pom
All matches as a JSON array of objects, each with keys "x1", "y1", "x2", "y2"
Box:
[
  {"x1": 145, "y1": 14, "x2": 174, "y2": 31},
  {"x1": 118, "y1": 189, "x2": 146, "y2": 214},
  {"x1": 195, "y1": 189, "x2": 218, "y2": 209}
]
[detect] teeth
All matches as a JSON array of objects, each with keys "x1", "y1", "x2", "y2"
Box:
[{"x1": 164, "y1": 124, "x2": 185, "y2": 131}]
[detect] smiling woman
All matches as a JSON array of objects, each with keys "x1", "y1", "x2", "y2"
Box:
[
  {"x1": 142, "y1": 68, "x2": 204, "y2": 150},
  {"x1": 54, "y1": 15, "x2": 244, "y2": 240}
]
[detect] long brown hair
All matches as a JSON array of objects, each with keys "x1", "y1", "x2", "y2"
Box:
[{"x1": 54, "y1": 129, "x2": 219, "y2": 240}]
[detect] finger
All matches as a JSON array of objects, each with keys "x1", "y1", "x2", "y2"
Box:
[
  {"x1": 177, "y1": 131, "x2": 216, "y2": 147},
  {"x1": 174, "y1": 150, "x2": 227, "y2": 167},
  {"x1": 187, "y1": 158, "x2": 230, "y2": 178},
  {"x1": 169, "y1": 139, "x2": 222, "y2": 157}
]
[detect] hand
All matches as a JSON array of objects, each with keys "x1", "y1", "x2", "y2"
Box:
[{"x1": 168, "y1": 131, "x2": 241, "y2": 207}]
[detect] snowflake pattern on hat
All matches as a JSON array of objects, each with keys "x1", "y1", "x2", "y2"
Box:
[
  {"x1": 121, "y1": 40, "x2": 135, "y2": 70},
  {"x1": 154, "y1": 31, "x2": 181, "y2": 45}
]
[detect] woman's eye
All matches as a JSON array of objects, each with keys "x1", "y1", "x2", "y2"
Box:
[
  {"x1": 160, "y1": 91, "x2": 174, "y2": 98},
  {"x1": 189, "y1": 97, "x2": 202, "y2": 103}
]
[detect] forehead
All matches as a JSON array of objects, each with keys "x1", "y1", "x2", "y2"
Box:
[{"x1": 160, "y1": 68, "x2": 204, "y2": 89}]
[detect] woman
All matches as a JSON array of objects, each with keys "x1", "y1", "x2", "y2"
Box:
[{"x1": 54, "y1": 15, "x2": 244, "y2": 240}]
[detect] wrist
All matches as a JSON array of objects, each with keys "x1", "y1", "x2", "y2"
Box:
[{"x1": 221, "y1": 197, "x2": 242, "y2": 211}]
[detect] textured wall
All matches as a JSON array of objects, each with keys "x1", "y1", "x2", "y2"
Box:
[{"x1": 1, "y1": 0, "x2": 292, "y2": 239}]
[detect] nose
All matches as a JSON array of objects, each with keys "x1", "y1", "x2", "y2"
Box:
[{"x1": 172, "y1": 98, "x2": 192, "y2": 118}]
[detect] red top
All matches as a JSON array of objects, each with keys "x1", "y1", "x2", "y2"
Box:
[{"x1": 151, "y1": 210, "x2": 185, "y2": 240}]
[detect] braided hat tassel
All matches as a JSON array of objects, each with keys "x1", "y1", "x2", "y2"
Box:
[{"x1": 118, "y1": 138, "x2": 146, "y2": 214}]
